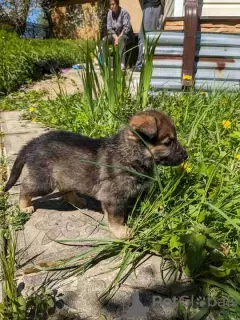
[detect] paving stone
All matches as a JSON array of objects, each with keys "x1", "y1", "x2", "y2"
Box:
[
  {"x1": 1, "y1": 111, "x2": 49, "y2": 185},
  {"x1": 17, "y1": 201, "x2": 112, "y2": 270},
  {"x1": 3, "y1": 129, "x2": 48, "y2": 157},
  {"x1": 1, "y1": 111, "x2": 23, "y2": 122},
  {"x1": 2, "y1": 119, "x2": 46, "y2": 134},
  {"x1": 18, "y1": 255, "x2": 186, "y2": 320}
]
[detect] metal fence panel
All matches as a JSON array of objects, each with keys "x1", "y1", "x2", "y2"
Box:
[
  {"x1": 195, "y1": 80, "x2": 240, "y2": 90},
  {"x1": 150, "y1": 30, "x2": 240, "y2": 91},
  {"x1": 151, "y1": 78, "x2": 182, "y2": 90}
]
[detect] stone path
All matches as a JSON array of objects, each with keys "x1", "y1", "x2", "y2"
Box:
[
  {"x1": 23, "y1": 68, "x2": 140, "y2": 99},
  {"x1": 0, "y1": 111, "x2": 193, "y2": 320},
  {"x1": 24, "y1": 69, "x2": 85, "y2": 99}
]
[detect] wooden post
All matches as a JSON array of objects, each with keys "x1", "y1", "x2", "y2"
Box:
[{"x1": 181, "y1": 0, "x2": 199, "y2": 87}]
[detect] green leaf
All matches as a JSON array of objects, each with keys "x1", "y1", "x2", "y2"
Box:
[
  {"x1": 47, "y1": 297, "x2": 54, "y2": 308},
  {"x1": 209, "y1": 265, "x2": 231, "y2": 277},
  {"x1": 200, "y1": 279, "x2": 240, "y2": 304},
  {"x1": 182, "y1": 233, "x2": 207, "y2": 276},
  {"x1": 189, "y1": 205, "x2": 198, "y2": 217},
  {"x1": 169, "y1": 235, "x2": 182, "y2": 252},
  {"x1": 198, "y1": 210, "x2": 207, "y2": 223},
  {"x1": 206, "y1": 238, "x2": 221, "y2": 249},
  {"x1": 190, "y1": 306, "x2": 210, "y2": 320},
  {"x1": 236, "y1": 247, "x2": 240, "y2": 256},
  {"x1": 230, "y1": 131, "x2": 240, "y2": 140},
  {"x1": 206, "y1": 202, "x2": 240, "y2": 231}
]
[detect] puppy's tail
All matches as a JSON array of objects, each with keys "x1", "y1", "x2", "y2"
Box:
[{"x1": 4, "y1": 151, "x2": 26, "y2": 192}]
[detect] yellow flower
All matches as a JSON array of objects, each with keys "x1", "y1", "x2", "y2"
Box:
[
  {"x1": 182, "y1": 74, "x2": 192, "y2": 81},
  {"x1": 221, "y1": 120, "x2": 231, "y2": 129},
  {"x1": 179, "y1": 162, "x2": 192, "y2": 173},
  {"x1": 221, "y1": 99, "x2": 228, "y2": 105},
  {"x1": 235, "y1": 154, "x2": 240, "y2": 160},
  {"x1": 29, "y1": 106, "x2": 35, "y2": 113}
]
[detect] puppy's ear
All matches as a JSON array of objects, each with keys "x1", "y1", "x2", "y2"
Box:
[{"x1": 129, "y1": 114, "x2": 158, "y2": 139}]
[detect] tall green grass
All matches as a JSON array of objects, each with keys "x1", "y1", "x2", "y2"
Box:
[
  {"x1": 19, "y1": 88, "x2": 240, "y2": 318},
  {"x1": 0, "y1": 29, "x2": 91, "y2": 95},
  {"x1": 26, "y1": 89, "x2": 240, "y2": 319},
  {"x1": 50, "y1": 90, "x2": 239, "y2": 319},
  {"x1": 0, "y1": 196, "x2": 56, "y2": 319},
  {"x1": 1, "y1": 32, "x2": 240, "y2": 319}
]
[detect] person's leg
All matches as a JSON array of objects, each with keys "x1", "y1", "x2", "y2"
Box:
[
  {"x1": 135, "y1": 6, "x2": 162, "y2": 70},
  {"x1": 101, "y1": 35, "x2": 114, "y2": 63},
  {"x1": 149, "y1": 6, "x2": 161, "y2": 30},
  {"x1": 119, "y1": 35, "x2": 129, "y2": 67},
  {"x1": 135, "y1": 11, "x2": 145, "y2": 69}
]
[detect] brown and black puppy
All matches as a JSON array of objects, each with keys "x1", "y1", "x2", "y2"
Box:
[{"x1": 4, "y1": 110, "x2": 187, "y2": 239}]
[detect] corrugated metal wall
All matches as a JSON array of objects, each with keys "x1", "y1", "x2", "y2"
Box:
[{"x1": 150, "y1": 31, "x2": 240, "y2": 91}]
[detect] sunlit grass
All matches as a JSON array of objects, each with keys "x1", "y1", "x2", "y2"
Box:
[{"x1": 0, "y1": 31, "x2": 240, "y2": 319}]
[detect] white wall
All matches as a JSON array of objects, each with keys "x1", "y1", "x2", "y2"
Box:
[
  {"x1": 173, "y1": 0, "x2": 184, "y2": 16},
  {"x1": 201, "y1": 0, "x2": 240, "y2": 16},
  {"x1": 171, "y1": 0, "x2": 240, "y2": 17}
]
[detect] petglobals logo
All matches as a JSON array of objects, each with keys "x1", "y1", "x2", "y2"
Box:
[
  {"x1": 118, "y1": 292, "x2": 239, "y2": 320},
  {"x1": 126, "y1": 292, "x2": 149, "y2": 319},
  {"x1": 152, "y1": 295, "x2": 238, "y2": 308}
]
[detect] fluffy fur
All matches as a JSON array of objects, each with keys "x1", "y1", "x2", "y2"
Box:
[{"x1": 5, "y1": 110, "x2": 188, "y2": 239}]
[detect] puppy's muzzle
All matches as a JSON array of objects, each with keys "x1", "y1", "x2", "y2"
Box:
[{"x1": 158, "y1": 143, "x2": 188, "y2": 166}]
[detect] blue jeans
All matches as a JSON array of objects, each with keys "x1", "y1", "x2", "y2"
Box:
[{"x1": 102, "y1": 34, "x2": 132, "y2": 66}]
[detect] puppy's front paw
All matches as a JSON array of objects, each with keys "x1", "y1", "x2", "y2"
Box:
[
  {"x1": 20, "y1": 206, "x2": 35, "y2": 214},
  {"x1": 110, "y1": 225, "x2": 133, "y2": 240}
]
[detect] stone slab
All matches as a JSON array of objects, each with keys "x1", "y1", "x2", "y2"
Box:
[
  {"x1": 1, "y1": 111, "x2": 23, "y2": 122},
  {"x1": 18, "y1": 254, "x2": 190, "y2": 320},
  {"x1": 2, "y1": 119, "x2": 46, "y2": 134},
  {"x1": 26, "y1": 70, "x2": 85, "y2": 99},
  {"x1": 1, "y1": 111, "x2": 49, "y2": 183},
  {"x1": 17, "y1": 200, "x2": 112, "y2": 270},
  {"x1": 3, "y1": 131, "x2": 47, "y2": 158}
]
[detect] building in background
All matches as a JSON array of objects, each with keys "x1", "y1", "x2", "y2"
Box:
[
  {"x1": 165, "y1": 0, "x2": 240, "y2": 34},
  {"x1": 150, "y1": 0, "x2": 240, "y2": 91},
  {"x1": 52, "y1": 0, "x2": 240, "y2": 39},
  {"x1": 52, "y1": 0, "x2": 143, "y2": 39},
  {"x1": 52, "y1": 0, "x2": 98, "y2": 39}
]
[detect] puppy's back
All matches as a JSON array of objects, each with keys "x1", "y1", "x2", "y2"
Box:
[{"x1": 5, "y1": 130, "x2": 104, "y2": 192}]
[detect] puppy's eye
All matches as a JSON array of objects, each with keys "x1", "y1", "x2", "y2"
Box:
[{"x1": 163, "y1": 140, "x2": 172, "y2": 147}]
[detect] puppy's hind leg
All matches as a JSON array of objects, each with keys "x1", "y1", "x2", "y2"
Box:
[
  {"x1": 19, "y1": 190, "x2": 34, "y2": 214},
  {"x1": 19, "y1": 165, "x2": 54, "y2": 213},
  {"x1": 63, "y1": 191, "x2": 87, "y2": 209}
]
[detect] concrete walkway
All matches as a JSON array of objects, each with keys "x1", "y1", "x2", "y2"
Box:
[
  {"x1": 23, "y1": 68, "x2": 140, "y2": 99},
  {"x1": 0, "y1": 111, "x2": 192, "y2": 320}
]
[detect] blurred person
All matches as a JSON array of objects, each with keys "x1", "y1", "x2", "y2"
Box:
[
  {"x1": 102, "y1": 0, "x2": 135, "y2": 69},
  {"x1": 135, "y1": 0, "x2": 165, "y2": 71}
]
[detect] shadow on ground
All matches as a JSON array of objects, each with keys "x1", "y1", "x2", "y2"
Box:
[{"x1": 33, "y1": 192, "x2": 103, "y2": 213}]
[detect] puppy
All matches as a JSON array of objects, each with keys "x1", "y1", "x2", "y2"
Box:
[{"x1": 4, "y1": 110, "x2": 188, "y2": 239}]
